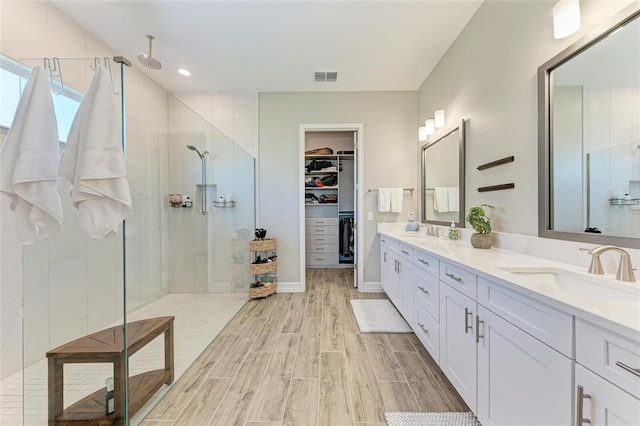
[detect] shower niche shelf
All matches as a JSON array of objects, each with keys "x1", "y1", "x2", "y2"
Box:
[
  {"x1": 609, "y1": 197, "x2": 639, "y2": 205},
  {"x1": 212, "y1": 200, "x2": 236, "y2": 208}
]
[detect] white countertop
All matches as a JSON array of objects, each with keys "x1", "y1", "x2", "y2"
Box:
[{"x1": 378, "y1": 227, "x2": 640, "y2": 341}]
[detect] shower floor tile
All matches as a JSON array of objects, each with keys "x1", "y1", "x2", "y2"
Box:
[{"x1": 0, "y1": 293, "x2": 247, "y2": 425}]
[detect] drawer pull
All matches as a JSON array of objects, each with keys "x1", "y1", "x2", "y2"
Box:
[
  {"x1": 476, "y1": 315, "x2": 484, "y2": 343},
  {"x1": 418, "y1": 258, "x2": 430, "y2": 265},
  {"x1": 316, "y1": 238, "x2": 325, "y2": 241},
  {"x1": 446, "y1": 272, "x2": 463, "y2": 282},
  {"x1": 381, "y1": 239, "x2": 387, "y2": 243},
  {"x1": 464, "y1": 308, "x2": 473, "y2": 334},
  {"x1": 315, "y1": 258, "x2": 325, "y2": 261},
  {"x1": 615, "y1": 361, "x2": 640, "y2": 378},
  {"x1": 316, "y1": 247, "x2": 325, "y2": 250},
  {"x1": 576, "y1": 385, "x2": 592, "y2": 426},
  {"x1": 384, "y1": 252, "x2": 387, "y2": 263},
  {"x1": 418, "y1": 323, "x2": 429, "y2": 334},
  {"x1": 401, "y1": 249, "x2": 409, "y2": 255},
  {"x1": 417, "y1": 286, "x2": 430, "y2": 295},
  {"x1": 315, "y1": 229, "x2": 325, "y2": 233}
]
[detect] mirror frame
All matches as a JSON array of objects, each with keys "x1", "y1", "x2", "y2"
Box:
[
  {"x1": 538, "y1": 4, "x2": 640, "y2": 249},
  {"x1": 421, "y1": 118, "x2": 466, "y2": 227}
]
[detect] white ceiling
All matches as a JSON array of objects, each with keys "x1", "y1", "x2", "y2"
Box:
[{"x1": 50, "y1": 1, "x2": 483, "y2": 94}]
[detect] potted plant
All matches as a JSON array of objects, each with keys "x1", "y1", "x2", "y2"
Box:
[{"x1": 466, "y1": 204, "x2": 494, "y2": 249}]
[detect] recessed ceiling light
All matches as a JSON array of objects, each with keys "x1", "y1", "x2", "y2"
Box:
[{"x1": 177, "y1": 68, "x2": 191, "y2": 76}]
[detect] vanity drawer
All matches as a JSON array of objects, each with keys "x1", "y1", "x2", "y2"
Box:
[
  {"x1": 576, "y1": 318, "x2": 640, "y2": 398},
  {"x1": 306, "y1": 217, "x2": 338, "y2": 226},
  {"x1": 306, "y1": 234, "x2": 339, "y2": 245},
  {"x1": 379, "y1": 236, "x2": 399, "y2": 253},
  {"x1": 414, "y1": 301, "x2": 440, "y2": 364},
  {"x1": 477, "y1": 277, "x2": 573, "y2": 357},
  {"x1": 306, "y1": 242, "x2": 339, "y2": 253},
  {"x1": 306, "y1": 252, "x2": 339, "y2": 266},
  {"x1": 414, "y1": 248, "x2": 439, "y2": 277},
  {"x1": 440, "y1": 261, "x2": 477, "y2": 299},
  {"x1": 414, "y1": 267, "x2": 439, "y2": 319},
  {"x1": 306, "y1": 225, "x2": 338, "y2": 236},
  {"x1": 398, "y1": 243, "x2": 413, "y2": 261}
]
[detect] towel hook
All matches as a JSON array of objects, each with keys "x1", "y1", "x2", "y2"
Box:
[
  {"x1": 43, "y1": 57, "x2": 64, "y2": 95},
  {"x1": 103, "y1": 57, "x2": 119, "y2": 95},
  {"x1": 90, "y1": 57, "x2": 101, "y2": 71}
]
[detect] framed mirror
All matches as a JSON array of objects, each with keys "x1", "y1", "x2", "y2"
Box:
[
  {"x1": 538, "y1": 4, "x2": 639, "y2": 249},
  {"x1": 421, "y1": 119, "x2": 465, "y2": 226}
]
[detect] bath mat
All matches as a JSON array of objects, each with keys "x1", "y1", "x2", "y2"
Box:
[
  {"x1": 350, "y1": 299, "x2": 412, "y2": 333},
  {"x1": 384, "y1": 411, "x2": 481, "y2": 426}
]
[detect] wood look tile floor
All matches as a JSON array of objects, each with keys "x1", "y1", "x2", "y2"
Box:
[{"x1": 142, "y1": 268, "x2": 467, "y2": 426}]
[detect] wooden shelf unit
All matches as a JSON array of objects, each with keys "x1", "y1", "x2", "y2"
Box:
[{"x1": 249, "y1": 238, "x2": 277, "y2": 298}]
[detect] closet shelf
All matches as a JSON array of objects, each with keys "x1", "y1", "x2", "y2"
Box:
[
  {"x1": 305, "y1": 186, "x2": 338, "y2": 190},
  {"x1": 305, "y1": 203, "x2": 338, "y2": 206}
]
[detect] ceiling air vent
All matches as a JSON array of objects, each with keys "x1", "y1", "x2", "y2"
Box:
[{"x1": 314, "y1": 71, "x2": 338, "y2": 82}]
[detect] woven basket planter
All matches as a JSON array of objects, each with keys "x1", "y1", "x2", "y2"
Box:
[
  {"x1": 470, "y1": 232, "x2": 493, "y2": 249},
  {"x1": 250, "y1": 283, "x2": 277, "y2": 299},
  {"x1": 249, "y1": 260, "x2": 277, "y2": 275},
  {"x1": 249, "y1": 238, "x2": 276, "y2": 252}
]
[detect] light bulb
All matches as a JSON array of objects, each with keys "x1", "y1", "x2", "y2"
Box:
[
  {"x1": 435, "y1": 109, "x2": 445, "y2": 128},
  {"x1": 425, "y1": 119, "x2": 435, "y2": 136},
  {"x1": 553, "y1": 0, "x2": 580, "y2": 39},
  {"x1": 418, "y1": 126, "x2": 427, "y2": 142}
]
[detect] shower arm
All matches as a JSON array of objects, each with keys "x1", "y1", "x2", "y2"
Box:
[{"x1": 201, "y1": 153, "x2": 207, "y2": 215}]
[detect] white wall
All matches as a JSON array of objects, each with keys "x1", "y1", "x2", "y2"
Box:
[
  {"x1": 416, "y1": 0, "x2": 635, "y2": 236},
  {"x1": 259, "y1": 91, "x2": 417, "y2": 286}
]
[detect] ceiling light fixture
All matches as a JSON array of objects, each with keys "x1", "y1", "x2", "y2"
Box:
[
  {"x1": 425, "y1": 119, "x2": 435, "y2": 136},
  {"x1": 553, "y1": 0, "x2": 581, "y2": 39},
  {"x1": 418, "y1": 126, "x2": 427, "y2": 142},
  {"x1": 178, "y1": 68, "x2": 191, "y2": 76},
  {"x1": 434, "y1": 109, "x2": 445, "y2": 128}
]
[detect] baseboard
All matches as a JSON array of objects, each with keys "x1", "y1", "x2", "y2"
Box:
[
  {"x1": 360, "y1": 281, "x2": 384, "y2": 292},
  {"x1": 276, "y1": 281, "x2": 305, "y2": 293}
]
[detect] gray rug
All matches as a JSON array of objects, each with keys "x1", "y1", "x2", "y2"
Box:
[
  {"x1": 385, "y1": 411, "x2": 481, "y2": 426},
  {"x1": 350, "y1": 299, "x2": 412, "y2": 333}
]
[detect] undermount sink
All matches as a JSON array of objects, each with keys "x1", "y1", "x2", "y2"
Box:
[{"x1": 497, "y1": 267, "x2": 640, "y2": 302}]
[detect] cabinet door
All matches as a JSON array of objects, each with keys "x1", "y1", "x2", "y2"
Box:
[
  {"x1": 380, "y1": 246, "x2": 400, "y2": 306},
  {"x1": 398, "y1": 258, "x2": 413, "y2": 324},
  {"x1": 576, "y1": 364, "x2": 640, "y2": 426},
  {"x1": 477, "y1": 306, "x2": 572, "y2": 426},
  {"x1": 439, "y1": 282, "x2": 477, "y2": 411}
]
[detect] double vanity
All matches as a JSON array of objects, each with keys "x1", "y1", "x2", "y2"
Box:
[{"x1": 378, "y1": 226, "x2": 640, "y2": 426}]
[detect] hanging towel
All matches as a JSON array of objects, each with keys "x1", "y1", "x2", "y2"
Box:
[
  {"x1": 433, "y1": 187, "x2": 449, "y2": 213},
  {"x1": 390, "y1": 188, "x2": 403, "y2": 213},
  {"x1": 448, "y1": 187, "x2": 459, "y2": 212},
  {"x1": 0, "y1": 66, "x2": 63, "y2": 245},
  {"x1": 377, "y1": 188, "x2": 391, "y2": 212},
  {"x1": 59, "y1": 65, "x2": 131, "y2": 239}
]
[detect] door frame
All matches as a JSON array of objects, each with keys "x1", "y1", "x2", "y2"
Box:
[{"x1": 299, "y1": 123, "x2": 364, "y2": 290}]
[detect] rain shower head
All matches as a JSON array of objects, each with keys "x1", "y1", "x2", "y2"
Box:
[
  {"x1": 187, "y1": 144, "x2": 208, "y2": 160},
  {"x1": 138, "y1": 35, "x2": 162, "y2": 70}
]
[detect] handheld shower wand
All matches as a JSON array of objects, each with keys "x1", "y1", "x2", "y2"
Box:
[{"x1": 186, "y1": 145, "x2": 209, "y2": 214}]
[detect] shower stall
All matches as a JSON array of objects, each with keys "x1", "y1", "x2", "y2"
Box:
[{"x1": 0, "y1": 56, "x2": 254, "y2": 424}]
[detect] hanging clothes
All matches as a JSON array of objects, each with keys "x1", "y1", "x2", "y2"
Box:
[{"x1": 339, "y1": 216, "x2": 354, "y2": 258}]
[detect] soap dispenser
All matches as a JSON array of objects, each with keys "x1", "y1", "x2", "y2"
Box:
[{"x1": 448, "y1": 221, "x2": 459, "y2": 240}]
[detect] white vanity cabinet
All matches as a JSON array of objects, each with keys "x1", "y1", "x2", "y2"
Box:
[
  {"x1": 379, "y1": 237, "x2": 413, "y2": 319},
  {"x1": 574, "y1": 319, "x2": 640, "y2": 425}
]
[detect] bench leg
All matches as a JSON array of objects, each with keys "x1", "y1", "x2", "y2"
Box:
[
  {"x1": 48, "y1": 357, "x2": 63, "y2": 425},
  {"x1": 164, "y1": 323, "x2": 174, "y2": 384}
]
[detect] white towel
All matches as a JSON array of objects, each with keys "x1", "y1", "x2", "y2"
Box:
[
  {"x1": 59, "y1": 65, "x2": 131, "y2": 239},
  {"x1": 390, "y1": 188, "x2": 403, "y2": 213},
  {"x1": 448, "y1": 187, "x2": 459, "y2": 212},
  {"x1": 433, "y1": 187, "x2": 449, "y2": 213},
  {"x1": 377, "y1": 188, "x2": 391, "y2": 212},
  {"x1": 0, "y1": 66, "x2": 63, "y2": 244}
]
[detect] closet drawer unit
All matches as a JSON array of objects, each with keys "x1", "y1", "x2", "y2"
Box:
[
  {"x1": 414, "y1": 249, "x2": 439, "y2": 277},
  {"x1": 576, "y1": 318, "x2": 640, "y2": 397},
  {"x1": 414, "y1": 301, "x2": 440, "y2": 364},
  {"x1": 306, "y1": 225, "x2": 338, "y2": 236},
  {"x1": 306, "y1": 218, "x2": 339, "y2": 227},
  {"x1": 305, "y1": 252, "x2": 339, "y2": 266},
  {"x1": 398, "y1": 244, "x2": 413, "y2": 261},
  {"x1": 440, "y1": 261, "x2": 477, "y2": 299},
  {"x1": 306, "y1": 242, "x2": 339, "y2": 253},
  {"x1": 414, "y1": 267, "x2": 439, "y2": 319},
  {"x1": 477, "y1": 277, "x2": 573, "y2": 357},
  {"x1": 306, "y1": 234, "x2": 339, "y2": 245}
]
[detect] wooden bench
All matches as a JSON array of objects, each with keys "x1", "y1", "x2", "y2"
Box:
[{"x1": 46, "y1": 316, "x2": 174, "y2": 425}]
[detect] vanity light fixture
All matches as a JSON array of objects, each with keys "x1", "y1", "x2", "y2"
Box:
[
  {"x1": 434, "y1": 109, "x2": 445, "y2": 128},
  {"x1": 553, "y1": 0, "x2": 581, "y2": 39},
  {"x1": 418, "y1": 125, "x2": 427, "y2": 142},
  {"x1": 177, "y1": 67, "x2": 191, "y2": 76},
  {"x1": 425, "y1": 118, "x2": 435, "y2": 136}
]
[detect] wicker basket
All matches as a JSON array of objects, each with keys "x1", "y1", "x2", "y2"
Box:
[
  {"x1": 249, "y1": 260, "x2": 277, "y2": 275},
  {"x1": 249, "y1": 238, "x2": 276, "y2": 252},
  {"x1": 250, "y1": 283, "x2": 277, "y2": 299}
]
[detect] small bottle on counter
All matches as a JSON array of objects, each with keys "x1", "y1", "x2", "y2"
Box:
[
  {"x1": 184, "y1": 196, "x2": 193, "y2": 207},
  {"x1": 105, "y1": 377, "x2": 114, "y2": 415},
  {"x1": 624, "y1": 193, "x2": 631, "y2": 201},
  {"x1": 448, "y1": 221, "x2": 459, "y2": 240}
]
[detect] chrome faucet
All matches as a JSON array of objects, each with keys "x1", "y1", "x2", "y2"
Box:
[
  {"x1": 579, "y1": 245, "x2": 637, "y2": 282},
  {"x1": 424, "y1": 225, "x2": 440, "y2": 238}
]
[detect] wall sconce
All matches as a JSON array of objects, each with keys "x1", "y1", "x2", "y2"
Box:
[
  {"x1": 553, "y1": 0, "x2": 581, "y2": 39},
  {"x1": 418, "y1": 125, "x2": 427, "y2": 142},
  {"x1": 425, "y1": 119, "x2": 435, "y2": 136},
  {"x1": 434, "y1": 109, "x2": 445, "y2": 128}
]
